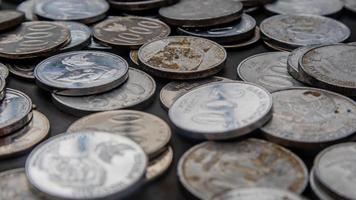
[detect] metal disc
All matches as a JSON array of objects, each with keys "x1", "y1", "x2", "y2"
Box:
[
  {"x1": 17, "y1": 0, "x2": 36, "y2": 21},
  {"x1": 130, "y1": 50, "x2": 139, "y2": 65},
  {"x1": 67, "y1": 110, "x2": 171, "y2": 159},
  {"x1": 0, "y1": 63, "x2": 9, "y2": 79},
  {"x1": 35, "y1": 51, "x2": 129, "y2": 96},
  {"x1": 138, "y1": 36, "x2": 227, "y2": 80},
  {"x1": 159, "y1": 0, "x2": 243, "y2": 27},
  {"x1": 146, "y1": 146, "x2": 173, "y2": 182},
  {"x1": 94, "y1": 16, "x2": 171, "y2": 49},
  {"x1": 52, "y1": 68, "x2": 156, "y2": 116},
  {"x1": 287, "y1": 46, "x2": 317, "y2": 84},
  {"x1": 6, "y1": 61, "x2": 37, "y2": 81},
  {"x1": 169, "y1": 82, "x2": 273, "y2": 140},
  {"x1": 263, "y1": 40, "x2": 292, "y2": 52},
  {"x1": 237, "y1": 52, "x2": 304, "y2": 92},
  {"x1": 222, "y1": 27, "x2": 261, "y2": 49},
  {"x1": 212, "y1": 188, "x2": 305, "y2": 200},
  {"x1": 177, "y1": 139, "x2": 308, "y2": 200},
  {"x1": 0, "y1": 10, "x2": 25, "y2": 31},
  {"x1": 344, "y1": 0, "x2": 356, "y2": 13},
  {"x1": 57, "y1": 22, "x2": 92, "y2": 52},
  {"x1": 26, "y1": 131, "x2": 147, "y2": 200},
  {"x1": 86, "y1": 37, "x2": 112, "y2": 51},
  {"x1": 309, "y1": 169, "x2": 335, "y2": 200},
  {"x1": 109, "y1": 0, "x2": 179, "y2": 11}
]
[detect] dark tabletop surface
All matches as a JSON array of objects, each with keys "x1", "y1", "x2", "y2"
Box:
[{"x1": 1, "y1": 0, "x2": 356, "y2": 199}]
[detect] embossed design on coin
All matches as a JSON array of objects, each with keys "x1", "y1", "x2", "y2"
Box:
[
  {"x1": 212, "y1": 188, "x2": 305, "y2": 200},
  {"x1": 0, "y1": 63, "x2": 9, "y2": 79},
  {"x1": 146, "y1": 147, "x2": 173, "y2": 181},
  {"x1": 57, "y1": 22, "x2": 92, "y2": 52},
  {"x1": 0, "y1": 10, "x2": 25, "y2": 31}
]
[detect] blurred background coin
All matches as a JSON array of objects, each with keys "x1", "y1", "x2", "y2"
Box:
[
  {"x1": 57, "y1": 22, "x2": 92, "y2": 52},
  {"x1": 17, "y1": 0, "x2": 36, "y2": 21},
  {"x1": 0, "y1": 10, "x2": 25, "y2": 31}
]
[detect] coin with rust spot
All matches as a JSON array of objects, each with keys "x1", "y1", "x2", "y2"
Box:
[
  {"x1": 287, "y1": 46, "x2": 317, "y2": 84},
  {"x1": 0, "y1": 63, "x2": 9, "y2": 79},
  {"x1": 0, "y1": 10, "x2": 25, "y2": 31},
  {"x1": 222, "y1": 27, "x2": 261, "y2": 49},
  {"x1": 212, "y1": 188, "x2": 306, "y2": 200},
  {"x1": 146, "y1": 146, "x2": 173, "y2": 182}
]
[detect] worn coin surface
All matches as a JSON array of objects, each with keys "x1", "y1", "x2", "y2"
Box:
[
  {"x1": 35, "y1": 51, "x2": 129, "y2": 96},
  {"x1": 138, "y1": 36, "x2": 227, "y2": 80},
  {"x1": 57, "y1": 22, "x2": 92, "y2": 52},
  {"x1": 222, "y1": 27, "x2": 261, "y2": 49},
  {"x1": 6, "y1": 61, "x2": 37, "y2": 81},
  {"x1": 17, "y1": 0, "x2": 36, "y2": 21},
  {"x1": 159, "y1": 0, "x2": 243, "y2": 27},
  {"x1": 309, "y1": 169, "x2": 334, "y2": 200},
  {"x1": 94, "y1": 16, "x2": 170, "y2": 49},
  {"x1": 0, "y1": 63, "x2": 9, "y2": 79},
  {"x1": 344, "y1": 0, "x2": 356, "y2": 13},
  {"x1": 178, "y1": 139, "x2": 308, "y2": 200},
  {"x1": 212, "y1": 188, "x2": 305, "y2": 200},
  {"x1": 146, "y1": 146, "x2": 173, "y2": 181},
  {"x1": 0, "y1": 10, "x2": 25, "y2": 31},
  {"x1": 26, "y1": 131, "x2": 147, "y2": 200},
  {"x1": 287, "y1": 46, "x2": 316, "y2": 84},
  {"x1": 52, "y1": 68, "x2": 156, "y2": 116},
  {"x1": 237, "y1": 52, "x2": 304, "y2": 92},
  {"x1": 260, "y1": 15, "x2": 350, "y2": 50},
  {"x1": 0, "y1": 21, "x2": 70, "y2": 59},
  {"x1": 169, "y1": 82, "x2": 273, "y2": 140}
]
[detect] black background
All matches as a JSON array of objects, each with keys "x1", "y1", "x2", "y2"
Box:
[{"x1": 1, "y1": 1, "x2": 356, "y2": 199}]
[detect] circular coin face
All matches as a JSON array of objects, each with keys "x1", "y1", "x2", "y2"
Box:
[
  {"x1": 17, "y1": 0, "x2": 36, "y2": 21},
  {"x1": 212, "y1": 188, "x2": 305, "y2": 200},
  {"x1": 159, "y1": 0, "x2": 243, "y2": 27},
  {"x1": 52, "y1": 68, "x2": 156, "y2": 116},
  {"x1": 57, "y1": 22, "x2": 92, "y2": 52},
  {"x1": 0, "y1": 21, "x2": 70, "y2": 59},
  {"x1": 0, "y1": 10, "x2": 25, "y2": 31},
  {"x1": 287, "y1": 46, "x2": 317, "y2": 84},
  {"x1": 0, "y1": 63, "x2": 9, "y2": 79},
  {"x1": 26, "y1": 131, "x2": 147, "y2": 200},
  {"x1": 6, "y1": 61, "x2": 37, "y2": 81},
  {"x1": 237, "y1": 52, "x2": 304, "y2": 92},
  {"x1": 94, "y1": 16, "x2": 170, "y2": 49},
  {"x1": 109, "y1": 0, "x2": 178, "y2": 11},
  {"x1": 35, "y1": 51, "x2": 129, "y2": 96},
  {"x1": 178, "y1": 139, "x2": 308, "y2": 199},
  {"x1": 344, "y1": 0, "x2": 356, "y2": 13},
  {"x1": 260, "y1": 15, "x2": 350, "y2": 50},
  {"x1": 146, "y1": 146, "x2": 173, "y2": 181},
  {"x1": 138, "y1": 36, "x2": 227, "y2": 80},
  {"x1": 169, "y1": 82, "x2": 273, "y2": 140}
]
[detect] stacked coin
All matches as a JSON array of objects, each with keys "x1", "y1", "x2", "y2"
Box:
[{"x1": 109, "y1": 0, "x2": 178, "y2": 12}]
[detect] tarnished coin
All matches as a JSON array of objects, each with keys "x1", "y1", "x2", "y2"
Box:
[
  {"x1": 94, "y1": 16, "x2": 170, "y2": 49},
  {"x1": 68, "y1": 110, "x2": 171, "y2": 159},
  {"x1": 146, "y1": 146, "x2": 173, "y2": 181},
  {"x1": 178, "y1": 14, "x2": 256, "y2": 44},
  {"x1": 222, "y1": 27, "x2": 261, "y2": 49},
  {"x1": 26, "y1": 131, "x2": 147, "y2": 200},
  {"x1": 309, "y1": 169, "x2": 334, "y2": 200},
  {"x1": 178, "y1": 139, "x2": 308, "y2": 200},
  {"x1": 287, "y1": 46, "x2": 317, "y2": 84},
  {"x1": 264, "y1": 0, "x2": 344, "y2": 15},
  {"x1": 17, "y1": 0, "x2": 36, "y2": 21},
  {"x1": 345, "y1": 0, "x2": 356, "y2": 13},
  {"x1": 159, "y1": 0, "x2": 243, "y2": 27},
  {"x1": 6, "y1": 62, "x2": 36, "y2": 81},
  {"x1": 138, "y1": 36, "x2": 227, "y2": 80},
  {"x1": 34, "y1": 0, "x2": 109, "y2": 24},
  {"x1": 109, "y1": 0, "x2": 178, "y2": 11},
  {"x1": 237, "y1": 52, "x2": 304, "y2": 92},
  {"x1": 52, "y1": 68, "x2": 156, "y2": 116},
  {"x1": 261, "y1": 88, "x2": 356, "y2": 150},
  {"x1": 130, "y1": 50, "x2": 139, "y2": 65},
  {"x1": 260, "y1": 15, "x2": 350, "y2": 50},
  {"x1": 0, "y1": 10, "x2": 25, "y2": 31},
  {"x1": 0, "y1": 89, "x2": 33, "y2": 136},
  {"x1": 57, "y1": 22, "x2": 92, "y2": 52},
  {"x1": 212, "y1": 188, "x2": 305, "y2": 200},
  {"x1": 0, "y1": 76, "x2": 5, "y2": 101},
  {"x1": 0, "y1": 111, "x2": 50, "y2": 158},
  {"x1": 0, "y1": 63, "x2": 9, "y2": 79},
  {"x1": 169, "y1": 82, "x2": 273, "y2": 140},
  {"x1": 35, "y1": 51, "x2": 129, "y2": 96},
  {"x1": 160, "y1": 76, "x2": 231, "y2": 110},
  {"x1": 0, "y1": 21, "x2": 70, "y2": 59}
]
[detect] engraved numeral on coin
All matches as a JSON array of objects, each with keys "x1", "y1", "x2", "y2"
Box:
[{"x1": 17, "y1": 24, "x2": 57, "y2": 52}]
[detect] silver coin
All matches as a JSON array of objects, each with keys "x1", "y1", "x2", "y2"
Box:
[
  {"x1": 26, "y1": 131, "x2": 147, "y2": 200},
  {"x1": 309, "y1": 169, "x2": 335, "y2": 200},
  {"x1": 237, "y1": 52, "x2": 304, "y2": 92},
  {"x1": 34, "y1": 0, "x2": 109, "y2": 24},
  {"x1": 17, "y1": 0, "x2": 36, "y2": 21},
  {"x1": 261, "y1": 88, "x2": 356, "y2": 150},
  {"x1": 130, "y1": 50, "x2": 139, "y2": 65},
  {"x1": 146, "y1": 146, "x2": 173, "y2": 182},
  {"x1": 260, "y1": 15, "x2": 350, "y2": 50},
  {"x1": 160, "y1": 76, "x2": 231, "y2": 110},
  {"x1": 222, "y1": 27, "x2": 261, "y2": 49},
  {"x1": 264, "y1": 0, "x2": 344, "y2": 15},
  {"x1": 57, "y1": 22, "x2": 92, "y2": 52},
  {"x1": 0, "y1": 63, "x2": 9, "y2": 79},
  {"x1": 178, "y1": 139, "x2": 308, "y2": 200},
  {"x1": 263, "y1": 40, "x2": 292, "y2": 52},
  {"x1": 169, "y1": 82, "x2": 273, "y2": 140},
  {"x1": 67, "y1": 110, "x2": 171, "y2": 159},
  {"x1": 6, "y1": 62, "x2": 36, "y2": 81},
  {"x1": 0, "y1": 88, "x2": 33, "y2": 137},
  {"x1": 35, "y1": 51, "x2": 129, "y2": 96},
  {"x1": 343, "y1": 0, "x2": 356, "y2": 13},
  {"x1": 287, "y1": 46, "x2": 317, "y2": 84},
  {"x1": 52, "y1": 68, "x2": 156, "y2": 116},
  {"x1": 212, "y1": 188, "x2": 305, "y2": 200}
]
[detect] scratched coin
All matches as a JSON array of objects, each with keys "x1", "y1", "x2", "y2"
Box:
[
  {"x1": 169, "y1": 82, "x2": 273, "y2": 140},
  {"x1": 130, "y1": 50, "x2": 139, "y2": 65},
  {"x1": 264, "y1": 0, "x2": 343, "y2": 15},
  {"x1": 17, "y1": 0, "x2": 36, "y2": 21},
  {"x1": 52, "y1": 68, "x2": 156, "y2": 116},
  {"x1": 309, "y1": 169, "x2": 334, "y2": 200},
  {"x1": 0, "y1": 10, "x2": 25, "y2": 31},
  {"x1": 57, "y1": 22, "x2": 92, "y2": 52},
  {"x1": 26, "y1": 131, "x2": 147, "y2": 200},
  {"x1": 35, "y1": 51, "x2": 129, "y2": 96},
  {"x1": 344, "y1": 0, "x2": 356, "y2": 13},
  {"x1": 160, "y1": 76, "x2": 231, "y2": 110},
  {"x1": 146, "y1": 146, "x2": 173, "y2": 181},
  {"x1": 0, "y1": 63, "x2": 9, "y2": 79},
  {"x1": 237, "y1": 52, "x2": 304, "y2": 92},
  {"x1": 287, "y1": 46, "x2": 317, "y2": 84},
  {"x1": 212, "y1": 188, "x2": 305, "y2": 200},
  {"x1": 34, "y1": 0, "x2": 109, "y2": 24},
  {"x1": 68, "y1": 110, "x2": 171, "y2": 159},
  {"x1": 261, "y1": 88, "x2": 356, "y2": 150},
  {"x1": 260, "y1": 15, "x2": 350, "y2": 50},
  {"x1": 138, "y1": 36, "x2": 227, "y2": 80},
  {"x1": 94, "y1": 16, "x2": 170, "y2": 49},
  {"x1": 0, "y1": 21, "x2": 70, "y2": 59},
  {"x1": 178, "y1": 139, "x2": 308, "y2": 200},
  {"x1": 222, "y1": 27, "x2": 261, "y2": 49},
  {"x1": 109, "y1": 0, "x2": 178, "y2": 11},
  {"x1": 6, "y1": 61, "x2": 37, "y2": 81},
  {"x1": 159, "y1": 0, "x2": 243, "y2": 27}
]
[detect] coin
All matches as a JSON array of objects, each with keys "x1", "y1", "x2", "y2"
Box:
[
  {"x1": 222, "y1": 27, "x2": 261, "y2": 49},
  {"x1": 178, "y1": 14, "x2": 256, "y2": 44},
  {"x1": 0, "y1": 88, "x2": 33, "y2": 136},
  {"x1": 138, "y1": 36, "x2": 227, "y2": 80},
  {"x1": 34, "y1": 0, "x2": 109, "y2": 24},
  {"x1": 243, "y1": 6, "x2": 260, "y2": 13},
  {"x1": 130, "y1": 50, "x2": 139, "y2": 65},
  {"x1": 0, "y1": 63, "x2": 9, "y2": 79},
  {"x1": 57, "y1": 22, "x2": 92, "y2": 52},
  {"x1": 146, "y1": 146, "x2": 173, "y2": 181},
  {"x1": 35, "y1": 51, "x2": 129, "y2": 96},
  {"x1": 0, "y1": 76, "x2": 5, "y2": 101},
  {"x1": 345, "y1": 0, "x2": 356, "y2": 13},
  {"x1": 17, "y1": 0, "x2": 37, "y2": 21},
  {"x1": 87, "y1": 37, "x2": 112, "y2": 50},
  {"x1": 299, "y1": 44, "x2": 356, "y2": 96},
  {"x1": 26, "y1": 131, "x2": 147, "y2": 200},
  {"x1": 109, "y1": 0, "x2": 178, "y2": 11},
  {"x1": 0, "y1": 10, "x2": 25, "y2": 31},
  {"x1": 263, "y1": 40, "x2": 291, "y2": 52},
  {"x1": 309, "y1": 169, "x2": 334, "y2": 200},
  {"x1": 169, "y1": 82, "x2": 273, "y2": 140},
  {"x1": 237, "y1": 52, "x2": 304, "y2": 92},
  {"x1": 350, "y1": 42, "x2": 356, "y2": 45},
  {"x1": 212, "y1": 188, "x2": 305, "y2": 200},
  {"x1": 52, "y1": 68, "x2": 156, "y2": 116},
  {"x1": 0, "y1": 21, "x2": 70, "y2": 59},
  {"x1": 264, "y1": 0, "x2": 344, "y2": 15},
  {"x1": 94, "y1": 16, "x2": 170, "y2": 49},
  {"x1": 287, "y1": 46, "x2": 317, "y2": 84},
  {"x1": 178, "y1": 139, "x2": 308, "y2": 200},
  {"x1": 68, "y1": 110, "x2": 171, "y2": 159},
  {"x1": 159, "y1": 0, "x2": 243, "y2": 27},
  {"x1": 6, "y1": 61, "x2": 36, "y2": 81},
  {"x1": 160, "y1": 76, "x2": 231, "y2": 110},
  {"x1": 260, "y1": 15, "x2": 350, "y2": 50}
]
